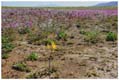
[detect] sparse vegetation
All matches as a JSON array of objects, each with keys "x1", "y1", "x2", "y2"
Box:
[
  {"x1": 2, "y1": 53, "x2": 9, "y2": 59},
  {"x1": 27, "y1": 52, "x2": 39, "y2": 61},
  {"x1": 12, "y1": 62, "x2": 30, "y2": 72},
  {"x1": 80, "y1": 29, "x2": 87, "y2": 35},
  {"x1": 28, "y1": 33, "x2": 41, "y2": 44},
  {"x1": 2, "y1": 6, "x2": 117, "y2": 79},
  {"x1": 2, "y1": 36, "x2": 15, "y2": 53},
  {"x1": 28, "y1": 31, "x2": 50, "y2": 44},
  {"x1": 2, "y1": 28, "x2": 16, "y2": 41},
  {"x1": 84, "y1": 31, "x2": 100, "y2": 44},
  {"x1": 18, "y1": 27, "x2": 30, "y2": 34},
  {"x1": 26, "y1": 67, "x2": 57, "y2": 78},
  {"x1": 106, "y1": 32, "x2": 117, "y2": 41},
  {"x1": 57, "y1": 31, "x2": 67, "y2": 41},
  {"x1": 42, "y1": 38, "x2": 55, "y2": 45}
]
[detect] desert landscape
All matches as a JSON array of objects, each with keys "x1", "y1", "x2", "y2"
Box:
[{"x1": 2, "y1": 2, "x2": 118, "y2": 79}]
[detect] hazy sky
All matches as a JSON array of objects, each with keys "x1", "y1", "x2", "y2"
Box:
[{"x1": 2, "y1": 1, "x2": 110, "y2": 7}]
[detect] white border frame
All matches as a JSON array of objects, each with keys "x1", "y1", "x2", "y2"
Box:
[{"x1": 0, "y1": 0, "x2": 118, "y2": 80}]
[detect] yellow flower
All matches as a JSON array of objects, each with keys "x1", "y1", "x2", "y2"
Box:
[
  {"x1": 46, "y1": 40, "x2": 57, "y2": 50},
  {"x1": 51, "y1": 41, "x2": 57, "y2": 50}
]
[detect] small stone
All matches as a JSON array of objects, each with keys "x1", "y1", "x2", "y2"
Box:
[{"x1": 62, "y1": 57, "x2": 66, "y2": 61}]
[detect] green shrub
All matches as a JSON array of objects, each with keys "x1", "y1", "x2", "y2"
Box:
[
  {"x1": 84, "y1": 31, "x2": 99, "y2": 44},
  {"x1": 2, "y1": 36, "x2": 14, "y2": 53},
  {"x1": 2, "y1": 53, "x2": 9, "y2": 59},
  {"x1": 57, "y1": 31, "x2": 67, "y2": 40},
  {"x1": 2, "y1": 43, "x2": 14, "y2": 53},
  {"x1": 106, "y1": 32, "x2": 117, "y2": 41},
  {"x1": 12, "y1": 62, "x2": 30, "y2": 72},
  {"x1": 27, "y1": 52, "x2": 39, "y2": 61},
  {"x1": 2, "y1": 36, "x2": 9, "y2": 43}
]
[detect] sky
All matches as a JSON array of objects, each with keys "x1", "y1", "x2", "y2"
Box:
[{"x1": 1, "y1": 1, "x2": 110, "y2": 7}]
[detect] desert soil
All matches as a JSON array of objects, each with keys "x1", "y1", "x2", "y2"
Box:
[{"x1": 2, "y1": 31, "x2": 118, "y2": 79}]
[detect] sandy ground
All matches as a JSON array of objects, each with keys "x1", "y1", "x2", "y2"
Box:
[{"x1": 2, "y1": 38, "x2": 117, "y2": 78}]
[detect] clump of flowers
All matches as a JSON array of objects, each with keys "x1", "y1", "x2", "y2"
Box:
[
  {"x1": 45, "y1": 38, "x2": 57, "y2": 50},
  {"x1": 47, "y1": 41, "x2": 57, "y2": 50}
]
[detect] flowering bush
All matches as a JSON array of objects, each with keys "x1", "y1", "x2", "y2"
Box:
[{"x1": 2, "y1": 8, "x2": 117, "y2": 29}]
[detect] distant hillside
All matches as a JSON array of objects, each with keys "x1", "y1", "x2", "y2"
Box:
[{"x1": 95, "y1": 2, "x2": 118, "y2": 6}]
